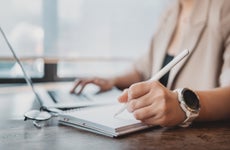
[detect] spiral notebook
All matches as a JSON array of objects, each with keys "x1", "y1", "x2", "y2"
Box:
[{"x1": 58, "y1": 104, "x2": 153, "y2": 137}]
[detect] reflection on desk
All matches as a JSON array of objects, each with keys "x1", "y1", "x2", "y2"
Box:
[
  {"x1": 0, "y1": 83, "x2": 230, "y2": 150},
  {"x1": 0, "y1": 120, "x2": 230, "y2": 150}
]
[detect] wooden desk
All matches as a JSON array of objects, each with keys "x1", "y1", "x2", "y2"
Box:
[{"x1": 0, "y1": 83, "x2": 230, "y2": 150}]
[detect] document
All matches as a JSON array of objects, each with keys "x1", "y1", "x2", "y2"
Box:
[{"x1": 58, "y1": 104, "x2": 153, "y2": 137}]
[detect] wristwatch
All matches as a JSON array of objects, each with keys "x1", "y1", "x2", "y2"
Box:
[{"x1": 175, "y1": 88, "x2": 200, "y2": 127}]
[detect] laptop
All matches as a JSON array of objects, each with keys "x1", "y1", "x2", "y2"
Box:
[
  {"x1": 37, "y1": 86, "x2": 121, "y2": 109},
  {"x1": 1, "y1": 26, "x2": 121, "y2": 110}
]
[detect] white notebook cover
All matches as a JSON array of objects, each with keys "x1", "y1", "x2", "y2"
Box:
[{"x1": 58, "y1": 104, "x2": 153, "y2": 137}]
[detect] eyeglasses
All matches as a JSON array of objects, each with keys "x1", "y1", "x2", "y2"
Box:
[{"x1": 24, "y1": 106, "x2": 60, "y2": 128}]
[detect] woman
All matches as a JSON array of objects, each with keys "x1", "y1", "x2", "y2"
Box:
[{"x1": 71, "y1": 0, "x2": 230, "y2": 127}]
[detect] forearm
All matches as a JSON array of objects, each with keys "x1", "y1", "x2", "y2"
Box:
[
  {"x1": 111, "y1": 68, "x2": 143, "y2": 90},
  {"x1": 196, "y1": 86, "x2": 230, "y2": 121}
]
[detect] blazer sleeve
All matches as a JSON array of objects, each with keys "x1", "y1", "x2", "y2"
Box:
[{"x1": 219, "y1": 0, "x2": 230, "y2": 86}]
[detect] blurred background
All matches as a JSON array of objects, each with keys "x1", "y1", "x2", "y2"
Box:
[{"x1": 0, "y1": 0, "x2": 170, "y2": 83}]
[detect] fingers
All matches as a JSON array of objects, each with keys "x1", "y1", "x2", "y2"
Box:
[
  {"x1": 126, "y1": 92, "x2": 154, "y2": 112},
  {"x1": 118, "y1": 81, "x2": 159, "y2": 107},
  {"x1": 123, "y1": 81, "x2": 161, "y2": 111},
  {"x1": 117, "y1": 81, "x2": 153, "y2": 103},
  {"x1": 118, "y1": 80, "x2": 155, "y2": 103},
  {"x1": 132, "y1": 104, "x2": 157, "y2": 120},
  {"x1": 118, "y1": 89, "x2": 128, "y2": 103},
  {"x1": 76, "y1": 80, "x2": 94, "y2": 94},
  {"x1": 70, "y1": 80, "x2": 82, "y2": 94},
  {"x1": 128, "y1": 81, "x2": 152, "y2": 99},
  {"x1": 70, "y1": 79, "x2": 94, "y2": 94},
  {"x1": 70, "y1": 77, "x2": 113, "y2": 94},
  {"x1": 130, "y1": 102, "x2": 168, "y2": 126}
]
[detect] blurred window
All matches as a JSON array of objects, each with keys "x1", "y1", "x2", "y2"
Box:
[{"x1": 0, "y1": 0, "x2": 170, "y2": 81}]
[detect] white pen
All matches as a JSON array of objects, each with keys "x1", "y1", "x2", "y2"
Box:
[{"x1": 114, "y1": 49, "x2": 190, "y2": 117}]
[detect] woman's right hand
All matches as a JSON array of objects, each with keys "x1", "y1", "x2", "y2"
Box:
[{"x1": 70, "y1": 77, "x2": 115, "y2": 95}]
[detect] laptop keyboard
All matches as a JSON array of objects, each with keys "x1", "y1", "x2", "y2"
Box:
[{"x1": 48, "y1": 90, "x2": 92, "y2": 103}]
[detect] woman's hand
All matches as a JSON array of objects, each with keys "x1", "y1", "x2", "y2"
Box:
[
  {"x1": 118, "y1": 80, "x2": 186, "y2": 127},
  {"x1": 70, "y1": 77, "x2": 115, "y2": 94}
]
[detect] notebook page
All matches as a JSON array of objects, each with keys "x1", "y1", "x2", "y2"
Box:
[{"x1": 61, "y1": 104, "x2": 143, "y2": 131}]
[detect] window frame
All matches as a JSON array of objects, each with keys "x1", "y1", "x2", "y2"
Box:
[{"x1": 0, "y1": 63, "x2": 75, "y2": 84}]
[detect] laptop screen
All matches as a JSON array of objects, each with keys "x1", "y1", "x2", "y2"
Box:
[{"x1": 0, "y1": 26, "x2": 44, "y2": 107}]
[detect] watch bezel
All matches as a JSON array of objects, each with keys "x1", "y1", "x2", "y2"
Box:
[
  {"x1": 181, "y1": 88, "x2": 200, "y2": 111},
  {"x1": 175, "y1": 88, "x2": 200, "y2": 127}
]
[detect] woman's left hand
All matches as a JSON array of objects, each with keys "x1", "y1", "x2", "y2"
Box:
[{"x1": 118, "y1": 80, "x2": 186, "y2": 127}]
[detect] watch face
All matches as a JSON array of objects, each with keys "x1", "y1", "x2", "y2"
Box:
[{"x1": 183, "y1": 88, "x2": 200, "y2": 110}]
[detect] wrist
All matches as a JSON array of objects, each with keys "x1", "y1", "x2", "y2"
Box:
[
  {"x1": 109, "y1": 77, "x2": 118, "y2": 87},
  {"x1": 110, "y1": 76, "x2": 128, "y2": 90}
]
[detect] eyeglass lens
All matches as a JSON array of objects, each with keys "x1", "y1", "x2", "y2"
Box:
[{"x1": 24, "y1": 110, "x2": 52, "y2": 121}]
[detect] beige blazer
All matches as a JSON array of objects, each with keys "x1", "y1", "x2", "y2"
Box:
[{"x1": 134, "y1": 0, "x2": 230, "y2": 90}]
